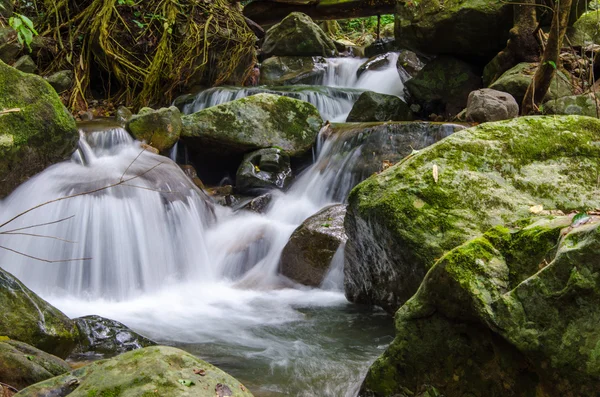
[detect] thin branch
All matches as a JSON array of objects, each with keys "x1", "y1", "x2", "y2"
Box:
[
  {"x1": 120, "y1": 147, "x2": 146, "y2": 182},
  {"x1": 0, "y1": 381, "x2": 18, "y2": 393},
  {"x1": 0, "y1": 245, "x2": 91, "y2": 263},
  {"x1": 0, "y1": 232, "x2": 76, "y2": 244},
  {"x1": 0, "y1": 108, "x2": 21, "y2": 117},
  {"x1": 121, "y1": 184, "x2": 177, "y2": 193},
  {"x1": 0, "y1": 215, "x2": 76, "y2": 234}
]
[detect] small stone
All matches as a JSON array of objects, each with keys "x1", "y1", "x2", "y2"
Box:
[
  {"x1": 46, "y1": 70, "x2": 74, "y2": 92},
  {"x1": 466, "y1": 88, "x2": 519, "y2": 123},
  {"x1": 12, "y1": 55, "x2": 37, "y2": 74}
]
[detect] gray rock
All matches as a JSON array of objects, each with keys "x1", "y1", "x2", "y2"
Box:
[
  {"x1": 260, "y1": 56, "x2": 327, "y2": 86},
  {"x1": 126, "y1": 106, "x2": 182, "y2": 152},
  {"x1": 72, "y1": 315, "x2": 156, "y2": 358},
  {"x1": 396, "y1": 49, "x2": 425, "y2": 78},
  {"x1": 114, "y1": 105, "x2": 133, "y2": 124},
  {"x1": 356, "y1": 53, "x2": 392, "y2": 78},
  {"x1": 279, "y1": 204, "x2": 347, "y2": 286},
  {"x1": 262, "y1": 12, "x2": 337, "y2": 57},
  {"x1": 236, "y1": 148, "x2": 292, "y2": 194},
  {"x1": 346, "y1": 91, "x2": 414, "y2": 122},
  {"x1": 543, "y1": 93, "x2": 600, "y2": 117},
  {"x1": 238, "y1": 193, "x2": 273, "y2": 213},
  {"x1": 45, "y1": 70, "x2": 73, "y2": 93},
  {"x1": 466, "y1": 88, "x2": 519, "y2": 122},
  {"x1": 12, "y1": 55, "x2": 37, "y2": 74}
]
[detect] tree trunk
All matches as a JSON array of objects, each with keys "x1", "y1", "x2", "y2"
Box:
[{"x1": 521, "y1": 0, "x2": 573, "y2": 114}]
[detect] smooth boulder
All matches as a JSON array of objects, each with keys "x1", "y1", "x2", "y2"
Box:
[
  {"x1": 0, "y1": 339, "x2": 70, "y2": 390},
  {"x1": 465, "y1": 88, "x2": 519, "y2": 122},
  {"x1": 262, "y1": 12, "x2": 337, "y2": 57},
  {"x1": 395, "y1": 0, "x2": 512, "y2": 58},
  {"x1": 346, "y1": 91, "x2": 413, "y2": 122},
  {"x1": 345, "y1": 116, "x2": 600, "y2": 313},
  {"x1": 236, "y1": 148, "x2": 292, "y2": 194},
  {"x1": 17, "y1": 346, "x2": 254, "y2": 397},
  {"x1": 404, "y1": 56, "x2": 481, "y2": 118},
  {"x1": 181, "y1": 93, "x2": 323, "y2": 157},
  {"x1": 126, "y1": 106, "x2": 182, "y2": 152},
  {"x1": 260, "y1": 56, "x2": 327, "y2": 86},
  {"x1": 0, "y1": 267, "x2": 79, "y2": 358},
  {"x1": 280, "y1": 204, "x2": 347, "y2": 286},
  {"x1": 360, "y1": 216, "x2": 600, "y2": 396},
  {"x1": 0, "y1": 60, "x2": 78, "y2": 198}
]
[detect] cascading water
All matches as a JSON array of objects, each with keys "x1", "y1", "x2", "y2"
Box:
[
  {"x1": 183, "y1": 53, "x2": 406, "y2": 122},
  {"x1": 0, "y1": 121, "x2": 394, "y2": 396}
]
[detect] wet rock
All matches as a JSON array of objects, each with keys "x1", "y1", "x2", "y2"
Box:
[
  {"x1": 0, "y1": 60, "x2": 78, "y2": 198},
  {"x1": 180, "y1": 164, "x2": 205, "y2": 190},
  {"x1": 17, "y1": 346, "x2": 254, "y2": 397},
  {"x1": 0, "y1": 267, "x2": 79, "y2": 358},
  {"x1": 45, "y1": 70, "x2": 74, "y2": 93},
  {"x1": 395, "y1": 0, "x2": 512, "y2": 58},
  {"x1": 262, "y1": 12, "x2": 337, "y2": 57},
  {"x1": 0, "y1": 27, "x2": 21, "y2": 64},
  {"x1": 364, "y1": 38, "x2": 397, "y2": 58},
  {"x1": 0, "y1": 339, "x2": 70, "y2": 390},
  {"x1": 405, "y1": 56, "x2": 481, "y2": 118},
  {"x1": 114, "y1": 106, "x2": 133, "y2": 124},
  {"x1": 12, "y1": 55, "x2": 36, "y2": 74},
  {"x1": 345, "y1": 115, "x2": 600, "y2": 313},
  {"x1": 489, "y1": 62, "x2": 573, "y2": 105},
  {"x1": 236, "y1": 148, "x2": 292, "y2": 194},
  {"x1": 543, "y1": 93, "x2": 600, "y2": 117},
  {"x1": 280, "y1": 204, "x2": 347, "y2": 286},
  {"x1": 72, "y1": 315, "x2": 156, "y2": 358},
  {"x1": 465, "y1": 88, "x2": 519, "y2": 123},
  {"x1": 126, "y1": 106, "x2": 182, "y2": 152},
  {"x1": 238, "y1": 193, "x2": 273, "y2": 213},
  {"x1": 361, "y1": 216, "x2": 600, "y2": 396},
  {"x1": 356, "y1": 53, "x2": 391, "y2": 78},
  {"x1": 260, "y1": 56, "x2": 327, "y2": 86},
  {"x1": 396, "y1": 49, "x2": 425, "y2": 78},
  {"x1": 181, "y1": 93, "x2": 322, "y2": 158},
  {"x1": 346, "y1": 91, "x2": 413, "y2": 122}
]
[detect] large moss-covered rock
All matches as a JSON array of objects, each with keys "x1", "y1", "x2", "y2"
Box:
[
  {"x1": 395, "y1": 0, "x2": 513, "y2": 58},
  {"x1": 345, "y1": 116, "x2": 600, "y2": 313},
  {"x1": 346, "y1": 91, "x2": 413, "y2": 122},
  {"x1": 404, "y1": 56, "x2": 481, "y2": 118},
  {"x1": 126, "y1": 106, "x2": 182, "y2": 152},
  {"x1": 489, "y1": 62, "x2": 574, "y2": 105},
  {"x1": 0, "y1": 60, "x2": 78, "y2": 198},
  {"x1": 543, "y1": 93, "x2": 600, "y2": 117},
  {"x1": 17, "y1": 346, "x2": 254, "y2": 397},
  {"x1": 0, "y1": 339, "x2": 70, "y2": 390},
  {"x1": 236, "y1": 147, "x2": 292, "y2": 194},
  {"x1": 262, "y1": 12, "x2": 337, "y2": 57},
  {"x1": 260, "y1": 56, "x2": 327, "y2": 86},
  {"x1": 0, "y1": 267, "x2": 79, "y2": 358},
  {"x1": 279, "y1": 204, "x2": 347, "y2": 286},
  {"x1": 568, "y1": 10, "x2": 600, "y2": 46},
  {"x1": 72, "y1": 315, "x2": 156, "y2": 358},
  {"x1": 360, "y1": 216, "x2": 600, "y2": 396},
  {"x1": 181, "y1": 93, "x2": 322, "y2": 157}
]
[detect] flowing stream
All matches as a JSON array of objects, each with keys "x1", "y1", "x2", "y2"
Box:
[{"x1": 0, "y1": 116, "x2": 394, "y2": 395}]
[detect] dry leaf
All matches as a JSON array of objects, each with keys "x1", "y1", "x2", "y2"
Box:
[{"x1": 432, "y1": 164, "x2": 439, "y2": 183}]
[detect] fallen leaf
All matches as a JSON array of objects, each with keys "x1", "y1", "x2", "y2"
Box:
[
  {"x1": 178, "y1": 379, "x2": 195, "y2": 387},
  {"x1": 432, "y1": 164, "x2": 439, "y2": 183},
  {"x1": 194, "y1": 369, "x2": 206, "y2": 376},
  {"x1": 529, "y1": 205, "x2": 544, "y2": 214}
]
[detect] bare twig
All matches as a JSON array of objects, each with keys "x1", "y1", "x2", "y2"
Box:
[
  {"x1": 0, "y1": 215, "x2": 76, "y2": 234},
  {"x1": 1, "y1": 232, "x2": 76, "y2": 244},
  {"x1": 0, "y1": 245, "x2": 91, "y2": 263},
  {"x1": 120, "y1": 147, "x2": 146, "y2": 182},
  {"x1": 0, "y1": 108, "x2": 21, "y2": 117}
]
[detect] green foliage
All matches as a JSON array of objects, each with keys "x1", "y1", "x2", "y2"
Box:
[
  {"x1": 333, "y1": 14, "x2": 394, "y2": 45},
  {"x1": 9, "y1": 13, "x2": 38, "y2": 52}
]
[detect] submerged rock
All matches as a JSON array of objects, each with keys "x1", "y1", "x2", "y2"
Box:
[
  {"x1": 346, "y1": 91, "x2": 413, "y2": 122},
  {"x1": 236, "y1": 148, "x2": 292, "y2": 194},
  {"x1": 0, "y1": 267, "x2": 79, "y2": 358},
  {"x1": 126, "y1": 106, "x2": 182, "y2": 152},
  {"x1": 17, "y1": 346, "x2": 254, "y2": 397},
  {"x1": 360, "y1": 216, "x2": 600, "y2": 396},
  {"x1": 260, "y1": 56, "x2": 327, "y2": 86},
  {"x1": 280, "y1": 204, "x2": 347, "y2": 287},
  {"x1": 0, "y1": 339, "x2": 70, "y2": 390},
  {"x1": 262, "y1": 12, "x2": 337, "y2": 57},
  {"x1": 0, "y1": 60, "x2": 78, "y2": 198},
  {"x1": 395, "y1": 0, "x2": 512, "y2": 58},
  {"x1": 72, "y1": 315, "x2": 156, "y2": 358},
  {"x1": 465, "y1": 88, "x2": 519, "y2": 123},
  {"x1": 345, "y1": 116, "x2": 600, "y2": 313},
  {"x1": 404, "y1": 56, "x2": 481, "y2": 118},
  {"x1": 489, "y1": 62, "x2": 573, "y2": 105},
  {"x1": 238, "y1": 193, "x2": 273, "y2": 214},
  {"x1": 181, "y1": 93, "x2": 322, "y2": 158}
]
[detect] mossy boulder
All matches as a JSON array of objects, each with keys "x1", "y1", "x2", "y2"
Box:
[
  {"x1": 181, "y1": 93, "x2": 322, "y2": 157},
  {"x1": 262, "y1": 12, "x2": 337, "y2": 57},
  {"x1": 404, "y1": 56, "x2": 481, "y2": 118},
  {"x1": 489, "y1": 62, "x2": 574, "y2": 105},
  {"x1": 543, "y1": 93, "x2": 600, "y2": 118},
  {"x1": 126, "y1": 106, "x2": 182, "y2": 152},
  {"x1": 0, "y1": 339, "x2": 70, "y2": 390},
  {"x1": 16, "y1": 346, "x2": 254, "y2": 397},
  {"x1": 279, "y1": 204, "x2": 347, "y2": 286},
  {"x1": 72, "y1": 315, "x2": 156, "y2": 359},
  {"x1": 346, "y1": 91, "x2": 414, "y2": 122},
  {"x1": 0, "y1": 267, "x2": 79, "y2": 358},
  {"x1": 236, "y1": 148, "x2": 292, "y2": 194},
  {"x1": 345, "y1": 115, "x2": 600, "y2": 313},
  {"x1": 0, "y1": 60, "x2": 78, "y2": 198},
  {"x1": 360, "y1": 216, "x2": 600, "y2": 396},
  {"x1": 395, "y1": 0, "x2": 513, "y2": 58},
  {"x1": 568, "y1": 10, "x2": 600, "y2": 46},
  {"x1": 260, "y1": 56, "x2": 327, "y2": 86}
]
